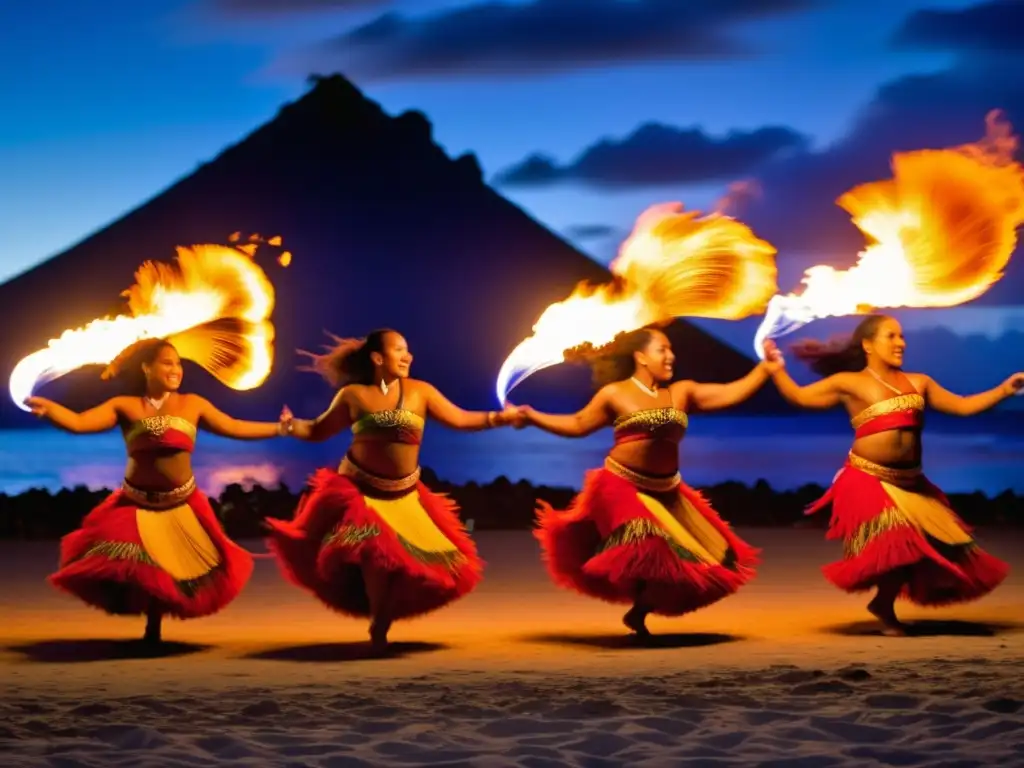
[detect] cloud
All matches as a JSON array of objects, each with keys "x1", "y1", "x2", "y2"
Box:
[
  {"x1": 564, "y1": 224, "x2": 618, "y2": 240},
  {"x1": 210, "y1": 0, "x2": 388, "y2": 13},
  {"x1": 493, "y1": 123, "x2": 810, "y2": 189},
  {"x1": 892, "y1": 0, "x2": 1024, "y2": 53},
  {"x1": 732, "y1": 2, "x2": 1024, "y2": 303},
  {"x1": 875, "y1": 326, "x2": 1024, "y2": 397},
  {"x1": 275, "y1": 0, "x2": 824, "y2": 81},
  {"x1": 894, "y1": 306, "x2": 1024, "y2": 342}
]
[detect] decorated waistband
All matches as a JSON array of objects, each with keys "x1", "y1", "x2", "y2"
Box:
[
  {"x1": 121, "y1": 476, "x2": 197, "y2": 509},
  {"x1": 339, "y1": 455, "x2": 421, "y2": 493},
  {"x1": 604, "y1": 457, "x2": 681, "y2": 493},
  {"x1": 848, "y1": 453, "x2": 921, "y2": 487}
]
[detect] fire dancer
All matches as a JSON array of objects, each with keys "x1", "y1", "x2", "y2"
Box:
[
  {"x1": 267, "y1": 329, "x2": 521, "y2": 653},
  {"x1": 25, "y1": 338, "x2": 292, "y2": 644},
  {"x1": 764, "y1": 314, "x2": 1020, "y2": 636},
  {"x1": 516, "y1": 325, "x2": 776, "y2": 637}
]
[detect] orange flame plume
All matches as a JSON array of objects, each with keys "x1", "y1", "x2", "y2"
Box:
[
  {"x1": 10, "y1": 235, "x2": 289, "y2": 410},
  {"x1": 496, "y1": 202, "x2": 779, "y2": 403},
  {"x1": 755, "y1": 110, "x2": 1024, "y2": 356}
]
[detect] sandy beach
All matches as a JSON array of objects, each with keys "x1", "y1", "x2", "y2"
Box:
[{"x1": 2, "y1": 529, "x2": 1022, "y2": 766}]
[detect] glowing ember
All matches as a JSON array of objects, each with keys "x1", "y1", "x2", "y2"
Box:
[
  {"x1": 496, "y1": 202, "x2": 778, "y2": 404},
  {"x1": 755, "y1": 110, "x2": 1024, "y2": 357},
  {"x1": 10, "y1": 238, "x2": 285, "y2": 410}
]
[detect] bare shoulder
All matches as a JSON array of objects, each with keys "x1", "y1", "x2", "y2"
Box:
[
  {"x1": 903, "y1": 371, "x2": 930, "y2": 390},
  {"x1": 833, "y1": 371, "x2": 866, "y2": 392},
  {"x1": 668, "y1": 379, "x2": 694, "y2": 395},
  {"x1": 399, "y1": 378, "x2": 434, "y2": 405},
  {"x1": 107, "y1": 395, "x2": 138, "y2": 420},
  {"x1": 402, "y1": 378, "x2": 430, "y2": 393},
  {"x1": 176, "y1": 393, "x2": 210, "y2": 420},
  {"x1": 594, "y1": 382, "x2": 627, "y2": 413},
  {"x1": 668, "y1": 379, "x2": 693, "y2": 408},
  {"x1": 341, "y1": 382, "x2": 371, "y2": 403},
  {"x1": 326, "y1": 386, "x2": 357, "y2": 419},
  {"x1": 177, "y1": 392, "x2": 209, "y2": 410},
  {"x1": 596, "y1": 381, "x2": 623, "y2": 402}
]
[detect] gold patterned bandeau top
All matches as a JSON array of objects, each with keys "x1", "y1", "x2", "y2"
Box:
[
  {"x1": 124, "y1": 415, "x2": 197, "y2": 457},
  {"x1": 352, "y1": 409, "x2": 425, "y2": 445},
  {"x1": 851, "y1": 394, "x2": 925, "y2": 438},
  {"x1": 613, "y1": 407, "x2": 688, "y2": 446}
]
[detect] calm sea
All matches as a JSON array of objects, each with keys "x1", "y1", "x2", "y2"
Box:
[{"x1": 2, "y1": 411, "x2": 1023, "y2": 497}]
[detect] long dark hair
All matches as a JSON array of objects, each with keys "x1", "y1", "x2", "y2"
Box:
[
  {"x1": 790, "y1": 314, "x2": 891, "y2": 377},
  {"x1": 299, "y1": 328, "x2": 398, "y2": 388},
  {"x1": 564, "y1": 326, "x2": 661, "y2": 390},
  {"x1": 101, "y1": 338, "x2": 178, "y2": 395}
]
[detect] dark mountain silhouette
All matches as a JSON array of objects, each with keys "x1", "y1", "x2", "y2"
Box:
[{"x1": 0, "y1": 74, "x2": 784, "y2": 428}]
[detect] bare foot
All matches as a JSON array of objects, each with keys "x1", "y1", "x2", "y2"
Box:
[
  {"x1": 867, "y1": 597, "x2": 907, "y2": 637},
  {"x1": 143, "y1": 612, "x2": 162, "y2": 644},
  {"x1": 369, "y1": 619, "x2": 391, "y2": 654},
  {"x1": 623, "y1": 606, "x2": 651, "y2": 637}
]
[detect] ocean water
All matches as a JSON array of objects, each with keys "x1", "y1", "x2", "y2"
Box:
[{"x1": 2, "y1": 412, "x2": 1023, "y2": 497}]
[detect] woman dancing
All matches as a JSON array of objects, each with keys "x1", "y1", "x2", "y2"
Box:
[
  {"x1": 764, "y1": 314, "x2": 1019, "y2": 635},
  {"x1": 25, "y1": 339, "x2": 291, "y2": 644},
  {"x1": 267, "y1": 328, "x2": 520, "y2": 652},
  {"x1": 519, "y1": 325, "x2": 773, "y2": 637}
]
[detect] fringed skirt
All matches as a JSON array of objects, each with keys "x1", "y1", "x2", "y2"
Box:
[
  {"x1": 49, "y1": 478, "x2": 253, "y2": 619},
  {"x1": 265, "y1": 458, "x2": 484, "y2": 621},
  {"x1": 808, "y1": 453, "x2": 1009, "y2": 605},
  {"x1": 535, "y1": 458, "x2": 759, "y2": 617}
]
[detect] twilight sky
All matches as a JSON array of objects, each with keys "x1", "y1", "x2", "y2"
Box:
[{"x1": 2, "y1": 0, "x2": 1023, "y2": 366}]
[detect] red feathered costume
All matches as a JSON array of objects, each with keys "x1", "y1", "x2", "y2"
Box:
[
  {"x1": 535, "y1": 408, "x2": 759, "y2": 616},
  {"x1": 49, "y1": 417, "x2": 252, "y2": 618},
  {"x1": 267, "y1": 464, "x2": 482, "y2": 620},
  {"x1": 267, "y1": 386, "x2": 482, "y2": 621},
  {"x1": 808, "y1": 393, "x2": 1008, "y2": 604}
]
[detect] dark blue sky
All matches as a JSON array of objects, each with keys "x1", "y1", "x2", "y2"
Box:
[{"x1": 1, "y1": 0, "x2": 1022, "y2": 379}]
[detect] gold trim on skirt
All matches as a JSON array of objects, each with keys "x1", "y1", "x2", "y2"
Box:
[
  {"x1": 121, "y1": 477, "x2": 197, "y2": 510},
  {"x1": 604, "y1": 457, "x2": 681, "y2": 493},
  {"x1": 335, "y1": 457, "x2": 460, "y2": 560},
  {"x1": 600, "y1": 459, "x2": 729, "y2": 565},
  {"x1": 338, "y1": 455, "x2": 421, "y2": 493},
  {"x1": 118, "y1": 477, "x2": 221, "y2": 582},
  {"x1": 848, "y1": 453, "x2": 921, "y2": 488}
]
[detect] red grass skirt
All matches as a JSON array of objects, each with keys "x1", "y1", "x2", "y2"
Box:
[
  {"x1": 807, "y1": 461, "x2": 1009, "y2": 605},
  {"x1": 49, "y1": 489, "x2": 253, "y2": 619},
  {"x1": 265, "y1": 468, "x2": 483, "y2": 621},
  {"x1": 535, "y1": 468, "x2": 759, "y2": 616}
]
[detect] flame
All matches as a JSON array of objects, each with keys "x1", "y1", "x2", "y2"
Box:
[
  {"x1": 10, "y1": 240, "x2": 283, "y2": 410},
  {"x1": 496, "y1": 202, "x2": 778, "y2": 403},
  {"x1": 755, "y1": 110, "x2": 1024, "y2": 356}
]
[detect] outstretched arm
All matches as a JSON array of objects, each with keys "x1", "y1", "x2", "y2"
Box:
[
  {"x1": 520, "y1": 387, "x2": 612, "y2": 438},
  {"x1": 195, "y1": 397, "x2": 285, "y2": 440},
  {"x1": 675, "y1": 362, "x2": 771, "y2": 413},
  {"x1": 920, "y1": 373, "x2": 1024, "y2": 417},
  {"x1": 769, "y1": 368, "x2": 854, "y2": 410},
  {"x1": 424, "y1": 384, "x2": 516, "y2": 430},
  {"x1": 761, "y1": 339, "x2": 853, "y2": 410},
  {"x1": 289, "y1": 388, "x2": 354, "y2": 442},
  {"x1": 24, "y1": 396, "x2": 123, "y2": 434}
]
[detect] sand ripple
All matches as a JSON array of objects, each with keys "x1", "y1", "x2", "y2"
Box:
[{"x1": 2, "y1": 659, "x2": 1022, "y2": 767}]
